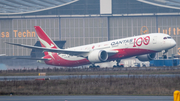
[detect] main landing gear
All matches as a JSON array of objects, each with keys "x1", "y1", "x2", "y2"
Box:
[
  {"x1": 113, "y1": 59, "x2": 124, "y2": 68},
  {"x1": 89, "y1": 64, "x2": 100, "y2": 68}
]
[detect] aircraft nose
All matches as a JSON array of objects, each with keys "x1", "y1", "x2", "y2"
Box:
[{"x1": 171, "y1": 39, "x2": 176, "y2": 47}]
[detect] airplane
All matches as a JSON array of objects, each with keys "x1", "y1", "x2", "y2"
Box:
[{"x1": 5, "y1": 26, "x2": 176, "y2": 68}]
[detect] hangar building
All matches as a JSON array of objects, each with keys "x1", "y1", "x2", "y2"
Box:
[{"x1": 0, "y1": 0, "x2": 180, "y2": 67}]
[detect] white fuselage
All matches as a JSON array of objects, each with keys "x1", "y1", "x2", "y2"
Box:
[{"x1": 43, "y1": 33, "x2": 176, "y2": 66}]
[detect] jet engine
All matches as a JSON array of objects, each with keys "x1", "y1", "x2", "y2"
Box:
[
  {"x1": 88, "y1": 50, "x2": 108, "y2": 63},
  {"x1": 137, "y1": 53, "x2": 156, "y2": 61}
]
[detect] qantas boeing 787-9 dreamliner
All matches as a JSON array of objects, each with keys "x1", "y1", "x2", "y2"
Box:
[{"x1": 5, "y1": 26, "x2": 176, "y2": 67}]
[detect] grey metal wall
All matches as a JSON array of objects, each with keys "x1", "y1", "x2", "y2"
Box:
[
  {"x1": 60, "y1": 17, "x2": 108, "y2": 48},
  {"x1": 0, "y1": 18, "x2": 59, "y2": 56},
  {"x1": 0, "y1": 16, "x2": 180, "y2": 59},
  {"x1": 0, "y1": 20, "x2": 12, "y2": 56},
  {"x1": 109, "y1": 17, "x2": 156, "y2": 40}
]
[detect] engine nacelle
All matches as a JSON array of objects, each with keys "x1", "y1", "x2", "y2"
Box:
[
  {"x1": 88, "y1": 50, "x2": 108, "y2": 63},
  {"x1": 137, "y1": 53, "x2": 156, "y2": 61}
]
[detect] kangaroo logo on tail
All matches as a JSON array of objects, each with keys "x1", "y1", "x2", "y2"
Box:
[
  {"x1": 38, "y1": 36, "x2": 56, "y2": 49},
  {"x1": 34, "y1": 26, "x2": 59, "y2": 49},
  {"x1": 34, "y1": 26, "x2": 59, "y2": 58}
]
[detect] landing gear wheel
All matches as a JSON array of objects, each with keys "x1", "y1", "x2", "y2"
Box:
[
  {"x1": 120, "y1": 65, "x2": 124, "y2": 68},
  {"x1": 113, "y1": 65, "x2": 117, "y2": 68},
  {"x1": 163, "y1": 55, "x2": 167, "y2": 59},
  {"x1": 89, "y1": 64, "x2": 100, "y2": 68},
  {"x1": 113, "y1": 59, "x2": 123, "y2": 68}
]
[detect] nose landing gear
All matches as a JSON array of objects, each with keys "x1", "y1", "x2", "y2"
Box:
[
  {"x1": 162, "y1": 50, "x2": 168, "y2": 59},
  {"x1": 162, "y1": 55, "x2": 167, "y2": 59}
]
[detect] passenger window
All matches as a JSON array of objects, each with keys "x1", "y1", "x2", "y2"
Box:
[{"x1": 163, "y1": 37, "x2": 167, "y2": 39}]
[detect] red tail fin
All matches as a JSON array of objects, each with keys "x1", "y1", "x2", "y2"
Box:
[{"x1": 34, "y1": 26, "x2": 59, "y2": 55}]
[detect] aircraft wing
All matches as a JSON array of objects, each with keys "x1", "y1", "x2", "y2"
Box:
[
  {"x1": 0, "y1": 55, "x2": 50, "y2": 60},
  {"x1": 5, "y1": 42, "x2": 118, "y2": 57}
]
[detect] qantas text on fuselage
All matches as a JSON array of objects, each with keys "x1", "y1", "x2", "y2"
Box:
[{"x1": 5, "y1": 26, "x2": 176, "y2": 67}]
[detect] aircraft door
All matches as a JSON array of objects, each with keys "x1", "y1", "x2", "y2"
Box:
[
  {"x1": 125, "y1": 42, "x2": 129, "y2": 48},
  {"x1": 153, "y1": 36, "x2": 157, "y2": 44}
]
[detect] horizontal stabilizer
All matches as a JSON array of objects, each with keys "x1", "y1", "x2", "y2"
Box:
[{"x1": 13, "y1": 57, "x2": 51, "y2": 60}]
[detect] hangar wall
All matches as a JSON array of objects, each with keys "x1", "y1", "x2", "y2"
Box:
[
  {"x1": 0, "y1": 18, "x2": 59, "y2": 56},
  {"x1": 109, "y1": 17, "x2": 156, "y2": 39},
  {"x1": 60, "y1": 17, "x2": 108, "y2": 47},
  {"x1": 0, "y1": 16, "x2": 180, "y2": 58}
]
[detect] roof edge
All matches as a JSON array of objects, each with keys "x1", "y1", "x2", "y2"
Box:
[
  {"x1": 137, "y1": 0, "x2": 180, "y2": 10},
  {"x1": 0, "y1": 0, "x2": 78, "y2": 15}
]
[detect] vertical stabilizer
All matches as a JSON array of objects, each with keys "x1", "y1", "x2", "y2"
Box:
[{"x1": 34, "y1": 26, "x2": 59, "y2": 55}]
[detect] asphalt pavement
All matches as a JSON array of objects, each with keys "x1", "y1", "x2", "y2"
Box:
[
  {"x1": 0, "y1": 74, "x2": 180, "y2": 81},
  {"x1": 0, "y1": 96, "x2": 173, "y2": 101}
]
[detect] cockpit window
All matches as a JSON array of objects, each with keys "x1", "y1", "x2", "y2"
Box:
[
  {"x1": 163, "y1": 37, "x2": 167, "y2": 39},
  {"x1": 163, "y1": 37, "x2": 171, "y2": 39},
  {"x1": 167, "y1": 37, "x2": 171, "y2": 39}
]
